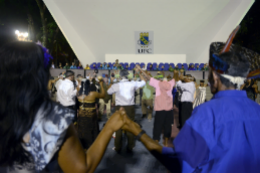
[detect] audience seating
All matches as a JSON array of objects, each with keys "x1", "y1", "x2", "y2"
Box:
[
  {"x1": 183, "y1": 63, "x2": 188, "y2": 70},
  {"x1": 88, "y1": 62, "x2": 207, "y2": 71},
  {"x1": 152, "y1": 63, "x2": 157, "y2": 69},
  {"x1": 169, "y1": 63, "x2": 175, "y2": 68},
  {"x1": 177, "y1": 63, "x2": 182, "y2": 69},
  {"x1": 199, "y1": 63, "x2": 204, "y2": 68}
]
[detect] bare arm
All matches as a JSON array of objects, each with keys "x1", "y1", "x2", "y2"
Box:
[
  {"x1": 253, "y1": 84, "x2": 258, "y2": 93},
  {"x1": 135, "y1": 65, "x2": 151, "y2": 81},
  {"x1": 95, "y1": 81, "x2": 105, "y2": 98},
  {"x1": 240, "y1": 84, "x2": 245, "y2": 90},
  {"x1": 58, "y1": 110, "x2": 126, "y2": 173},
  {"x1": 122, "y1": 119, "x2": 163, "y2": 154}
]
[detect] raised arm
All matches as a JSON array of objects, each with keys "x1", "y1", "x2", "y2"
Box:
[
  {"x1": 135, "y1": 65, "x2": 151, "y2": 81},
  {"x1": 95, "y1": 80, "x2": 105, "y2": 98}
]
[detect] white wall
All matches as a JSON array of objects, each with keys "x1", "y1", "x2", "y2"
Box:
[
  {"x1": 43, "y1": 0, "x2": 254, "y2": 66},
  {"x1": 105, "y1": 54, "x2": 186, "y2": 64}
]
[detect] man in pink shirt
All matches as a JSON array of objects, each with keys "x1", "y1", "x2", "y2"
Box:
[{"x1": 135, "y1": 66, "x2": 175, "y2": 146}]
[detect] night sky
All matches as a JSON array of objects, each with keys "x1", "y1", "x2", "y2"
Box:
[{"x1": 0, "y1": 0, "x2": 260, "y2": 53}]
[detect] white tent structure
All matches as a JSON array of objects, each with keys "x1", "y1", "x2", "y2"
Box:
[{"x1": 43, "y1": 0, "x2": 254, "y2": 66}]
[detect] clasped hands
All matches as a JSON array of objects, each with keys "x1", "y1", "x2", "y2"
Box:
[{"x1": 105, "y1": 108, "x2": 142, "y2": 136}]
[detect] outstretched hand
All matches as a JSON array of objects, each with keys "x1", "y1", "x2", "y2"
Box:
[
  {"x1": 106, "y1": 108, "x2": 127, "y2": 132},
  {"x1": 106, "y1": 107, "x2": 141, "y2": 134}
]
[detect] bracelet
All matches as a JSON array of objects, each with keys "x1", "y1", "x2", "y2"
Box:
[{"x1": 136, "y1": 130, "x2": 146, "y2": 141}]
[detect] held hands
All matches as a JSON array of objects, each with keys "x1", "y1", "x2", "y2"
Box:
[
  {"x1": 97, "y1": 76, "x2": 103, "y2": 82},
  {"x1": 106, "y1": 108, "x2": 141, "y2": 135},
  {"x1": 105, "y1": 108, "x2": 128, "y2": 132},
  {"x1": 134, "y1": 65, "x2": 141, "y2": 72}
]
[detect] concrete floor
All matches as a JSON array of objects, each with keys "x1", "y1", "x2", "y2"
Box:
[{"x1": 94, "y1": 106, "x2": 168, "y2": 173}]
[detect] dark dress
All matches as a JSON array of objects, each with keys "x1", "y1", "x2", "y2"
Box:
[{"x1": 77, "y1": 100, "x2": 100, "y2": 149}]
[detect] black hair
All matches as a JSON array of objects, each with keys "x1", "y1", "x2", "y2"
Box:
[
  {"x1": 65, "y1": 70, "x2": 74, "y2": 78},
  {"x1": 91, "y1": 78, "x2": 96, "y2": 85},
  {"x1": 90, "y1": 84, "x2": 97, "y2": 92},
  {"x1": 120, "y1": 69, "x2": 129, "y2": 77},
  {"x1": 77, "y1": 74, "x2": 82, "y2": 78},
  {"x1": 0, "y1": 41, "x2": 52, "y2": 166},
  {"x1": 200, "y1": 80, "x2": 205, "y2": 83},
  {"x1": 78, "y1": 80, "x2": 91, "y2": 96}
]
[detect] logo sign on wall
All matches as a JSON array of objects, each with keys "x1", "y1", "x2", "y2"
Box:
[{"x1": 135, "y1": 31, "x2": 153, "y2": 54}]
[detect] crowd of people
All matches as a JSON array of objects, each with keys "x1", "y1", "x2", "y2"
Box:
[
  {"x1": 51, "y1": 60, "x2": 209, "y2": 72},
  {"x1": 1, "y1": 25, "x2": 260, "y2": 173}
]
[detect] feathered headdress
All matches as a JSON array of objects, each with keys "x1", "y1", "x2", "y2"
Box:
[
  {"x1": 209, "y1": 26, "x2": 260, "y2": 79},
  {"x1": 36, "y1": 41, "x2": 53, "y2": 68}
]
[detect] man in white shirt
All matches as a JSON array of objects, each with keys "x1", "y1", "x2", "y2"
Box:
[
  {"x1": 176, "y1": 74, "x2": 196, "y2": 129},
  {"x1": 55, "y1": 73, "x2": 64, "y2": 102},
  {"x1": 193, "y1": 80, "x2": 207, "y2": 109},
  {"x1": 107, "y1": 69, "x2": 146, "y2": 153},
  {"x1": 57, "y1": 70, "x2": 79, "y2": 121}
]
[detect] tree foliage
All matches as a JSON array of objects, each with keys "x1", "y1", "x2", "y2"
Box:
[{"x1": 0, "y1": 0, "x2": 77, "y2": 65}]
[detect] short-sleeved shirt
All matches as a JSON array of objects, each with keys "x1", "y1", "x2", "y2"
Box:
[
  {"x1": 161, "y1": 90, "x2": 260, "y2": 173},
  {"x1": 57, "y1": 79, "x2": 77, "y2": 106},
  {"x1": 149, "y1": 78, "x2": 175, "y2": 111},
  {"x1": 142, "y1": 81, "x2": 155, "y2": 100},
  {"x1": 107, "y1": 78, "x2": 145, "y2": 106},
  {"x1": 176, "y1": 81, "x2": 196, "y2": 102},
  {"x1": 12, "y1": 101, "x2": 74, "y2": 172}
]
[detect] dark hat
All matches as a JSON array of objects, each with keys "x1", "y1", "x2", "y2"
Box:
[
  {"x1": 65, "y1": 70, "x2": 75, "y2": 78},
  {"x1": 120, "y1": 69, "x2": 129, "y2": 77},
  {"x1": 209, "y1": 42, "x2": 252, "y2": 78},
  {"x1": 77, "y1": 74, "x2": 82, "y2": 78},
  {"x1": 209, "y1": 26, "x2": 259, "y2": 79}
]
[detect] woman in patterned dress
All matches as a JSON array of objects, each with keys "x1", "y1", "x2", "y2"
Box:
[{"x1": 0, "y1": 41, "x2": 129, "y2": 173}]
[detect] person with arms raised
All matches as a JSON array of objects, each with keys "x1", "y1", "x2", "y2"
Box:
[
  {"x1": 119, "y1": 26, "x2": 260, "y2": 173},
  {"x1": 107, "y1": 69, "x2": 146, "y2": 153}
]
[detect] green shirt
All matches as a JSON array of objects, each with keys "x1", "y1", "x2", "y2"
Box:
[
  {"x1": 180, "y1": 67, "x2": 186, "y2": 71},
  {"x1": 118, "y1": 66, "x2": 124, "y2": 70},
  {"x1": 201, "y1": 67, "x2": 209, "y2": 71},
  {"x1": 169, "y1": 67, "x2": 174, "y2": 72},
  {"x1": 63, "y1": 66, "x2": 70, "y2": 69},
  {"x1": 142, "y1": 82, "x2": 155, "y2": 100}
]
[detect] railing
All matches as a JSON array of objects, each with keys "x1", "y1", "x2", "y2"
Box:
[{"x1": 50, "y1": 69, "x2": 209, "y2": 80}]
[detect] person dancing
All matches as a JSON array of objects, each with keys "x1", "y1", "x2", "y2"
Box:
[
  {"x1": 76, "y1": 77, "x2": 105, "y2": 150},
  {"x1": 193, "y1": 80, "x2": 207, "y2": 109},
  {"x1": 176, "y1": 74, "x2": 196, "y2": 129},
  {"x1": 107, "y1": 69, "x2": 146, "y2": 153},
  {"x1": 135, "y1": 65, "x2": 175, "y2": 146},
  {"x1": 118, "y1": 26, "x2": 260, "y2": 173}
]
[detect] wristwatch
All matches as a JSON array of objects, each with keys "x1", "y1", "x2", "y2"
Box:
[{"x1": 136, "y1": 130, "x2": 146, "y2": 141}]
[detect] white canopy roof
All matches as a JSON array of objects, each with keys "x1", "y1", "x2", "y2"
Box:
[{"x1": 43, "y1": 0, "x2": 254, "y2": 66}]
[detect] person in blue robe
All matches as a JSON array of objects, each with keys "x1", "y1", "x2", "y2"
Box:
[{"x1": 118, "y1": 28, "x2": 260, "y2": 173}]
